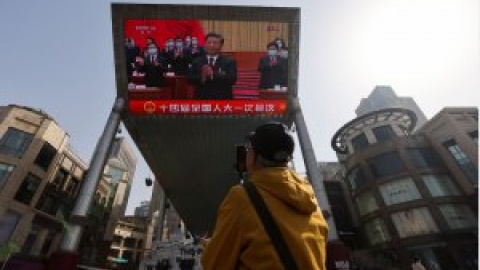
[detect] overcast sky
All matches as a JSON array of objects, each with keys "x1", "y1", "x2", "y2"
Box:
[{"x1": 1, "y1": 0, "x2": 478, "y2": 215}]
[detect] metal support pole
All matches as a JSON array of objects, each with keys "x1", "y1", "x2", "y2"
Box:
[
  {"x1": 291, "y1": 98, "x2": 339, "y2": 240},
  {"x1": 60, "y1": 97, "x2": 125, "y2": 251}
]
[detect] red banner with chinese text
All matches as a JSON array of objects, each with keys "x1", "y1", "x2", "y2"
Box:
[{"x1": 129, "y1": 100, "x2": 287, "y2": 115}]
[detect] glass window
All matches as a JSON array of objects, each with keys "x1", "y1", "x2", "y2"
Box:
[
  {"x1": 14, "y1": 173, "x2": 42, "y2": 205},
  {"x1": 351, "y1": 133, "x2": 369, "y2": 152},
  {"x1": 408, "y1": 148, "x2": 443, "y2": 169},
  {"x1": 356, "y1": 191, "x2": 378, "y2": 215},
  {"x1": 0, "y1": 163, "x2": 15, "y2": 190},
  {"x1": 0, "y1": 211, "x2": 21, "y2": 245},
  {"x1": 372, "y1": 125, "x2": 396, "y2": 144},
  {"x1": 36, "y1": 195, "x2": 57, "y2": 215},
  {"x1": 108, "y1": 167, "x2": 125, "y2": 185},
  {"x1": 34, "y1": 142, "x2": 57, "y2": 171},
  {"x1": 55, "y1": 204, "x2": 71, "y2": 220},
  {"x1": 422, "y1": 175, "x2": 460, "y2": 197},
  {"x1": 65, "y1": 178, "x2": 79, "y2": 197},
  {"x1": 364, "y1": 218, "x2": 391, "y2": 245},
  {"x1": 124, "y1": 237, "x2": 136, "y2": 248},
  {"x1": 52, "y1": 169, "x2": 68, "y2": 188},
  {"x1": 379, "y1": 177, "x2": 421, "y2": 206},
  {"x1": 122, "y1": 250, "x2": 134, "y2": 262},
  {"x1": 391, "y1": 208, "x2": 439, "y2": 238},
  {"x1": 0, "y1": 128, "x2": 34, "y2": 158},
  {"x1": 439, "y1": 204, "x2": 477, "y2": 229},
  {"x1": 347, "y1": 166, "x2": 368, "y2": 190},
  {"x1": 112, "y1": 235, "x2": 122, "y2": 246},
  {"x1": 444, "y1": 140, "x2": 478, "y2": 183},
  {"x1": 369, "y1": 151, "x2": 405, "y2": 178}
]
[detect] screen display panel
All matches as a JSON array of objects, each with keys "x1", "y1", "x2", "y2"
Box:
[{"x1": 114, "y1": 5, "x2": 299, "y2": 116}]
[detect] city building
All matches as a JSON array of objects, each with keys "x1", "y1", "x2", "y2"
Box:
[
  {"x1": 103, "y1": 137, "x2": 138, "y2": 241},
  {"x1": 317, "y1": 162, "x2": 357, "y2": 248},
  {"x1": 0, "y1": 105, "x2": 88, "y2": 257},
  {"x1": 331, "y1": 106, "x2": 478, "y2": 269},
  {"x1": 109, "y1": 180, "x2": 172, "y2": 270},
  {"x1": 77, "y1": 137, "x2": 138, "y2": 267},
  {"x1": 0, "y1": 104, "x2": 139, "y2": 269},
  {"x1": 356, "y1": 85, "x2": 428, "y2": 129},
  {"x1": 108, "y1": 215, "x2": 149, "y2": 270},
  {"x1": 134, "y1": 201, "x2": 150, "y2": 218}
]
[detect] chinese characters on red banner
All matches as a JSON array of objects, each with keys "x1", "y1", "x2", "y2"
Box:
[{"x1": 129, "y1": 100, "x2": 286, "y2": 115}]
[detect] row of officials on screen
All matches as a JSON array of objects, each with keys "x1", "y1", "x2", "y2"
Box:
[{"x1": 125, "y1": 32, "x2": 289, "y2": 99}]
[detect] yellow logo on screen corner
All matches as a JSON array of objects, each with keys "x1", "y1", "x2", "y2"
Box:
[{"x1": 143, "y1": 101, "x2": 156, "y2": 114}]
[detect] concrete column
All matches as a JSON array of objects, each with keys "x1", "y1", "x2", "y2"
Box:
[
  {"x1": 60, "y1": 97, "x2": 125, "y2": 251},
  {"x1": 31, "y1": 228, "x2": 49, "y2": 256},
  {"x1": 291, "y1": 98, "x2": 339, "y2": 240}
]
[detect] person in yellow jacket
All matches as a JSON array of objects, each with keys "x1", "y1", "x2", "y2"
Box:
[{"x1": 202, "y1": 122, "x2": 329, "y2": 270}]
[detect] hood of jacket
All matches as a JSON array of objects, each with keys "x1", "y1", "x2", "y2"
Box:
[{"x1": 249, "y1": 167, "x2": 318, "y2": 214}]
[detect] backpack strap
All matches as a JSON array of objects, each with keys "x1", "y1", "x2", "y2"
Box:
[{"x1": 243, "y1": 181, "x2": 299, "y2": 270}]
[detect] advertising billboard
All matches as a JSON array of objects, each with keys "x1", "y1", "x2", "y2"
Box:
[{"x1": 117, "y1": 7, "x2": 298, "y2": 116}]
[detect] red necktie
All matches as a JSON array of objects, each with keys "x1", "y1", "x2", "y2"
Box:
[{"x1": 270, "y1": 57, "x2": 276, "y2": 65}]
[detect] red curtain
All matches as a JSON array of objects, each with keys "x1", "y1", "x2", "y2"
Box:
[{"x1": 124, "y1": 19, "x2": 205, "y2": 51}]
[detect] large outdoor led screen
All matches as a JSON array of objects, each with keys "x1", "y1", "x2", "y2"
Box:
[{"x1": 116, "y1": 5, "x2": 299, "y2": 116}]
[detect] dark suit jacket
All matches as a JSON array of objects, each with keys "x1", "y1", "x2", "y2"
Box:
[
  {"x1": 258, "y1": 56, "x2": 287, "y2": 89},
  {"x1": 188, "y1": 54, "x2": 237, "y2": 100},
  {"x1": 140, "y1": 54, "x2": 167, "y2": 87}
]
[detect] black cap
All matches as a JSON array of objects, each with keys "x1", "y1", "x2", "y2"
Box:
[{"x1": 247, "y1": 122, "x2": 294, "y2": 162}]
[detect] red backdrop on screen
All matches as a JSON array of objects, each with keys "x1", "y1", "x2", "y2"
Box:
[{"x1": 124, "y1": 19, "x2": 205, "y2": 50}]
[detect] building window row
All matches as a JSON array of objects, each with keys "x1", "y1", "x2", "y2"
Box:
[
  {"x1": 350, "y1": 125, "x2": 397, "y2": 153},
  {"x1": 348, "y1": 147, "x2": 453, "y2": 192},
  {"x1": 355, "y1": 174, "x2": 461, "y2": 216},
  {"x1": 368, "y1": 151, "x2": 405, "y2": 179},
  {"x1": 408, "y1": 148, "x2": 444, "y2": 169},
  {"x1": 422, "y1": 174, "x2": 460, "y2": 197},
  {"x1": 391, "y1": 207, "x2": 439, "y2": 238},
  {"x1": 379, "y1": 177, "x2": 421, "y2": 206},
  {"x1": 364, "y1": 204, "x2": 476, "y2": 246},
  {"x1": 439, "y1": 204, "x2": 477, "y2": 230}
]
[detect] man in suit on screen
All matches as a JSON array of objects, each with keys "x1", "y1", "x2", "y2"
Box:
[
  {"x1": 188, "y1": 32, "x2": 237, "y2": 100},
  {"x1": 258, "y1": 42, "x2": 287, "y2": 90}
]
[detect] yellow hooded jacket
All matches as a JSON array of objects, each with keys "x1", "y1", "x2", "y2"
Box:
[{"x1": 202, "y1": 167, "x2": 329, "y2": 270}]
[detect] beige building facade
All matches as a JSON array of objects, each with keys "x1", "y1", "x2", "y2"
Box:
[
  {"x1": 331, "y1": 107, "x2": 478, "y2": 270},
  {"x1": 0, "y1": 105, "x2": 138, "y2": 267},
  {"x1": 0, "y1": 105, "x2": 87, "y2": 257},
  {"x1": 108, "y1": 216, "x2": 149, "y2": 270}
]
